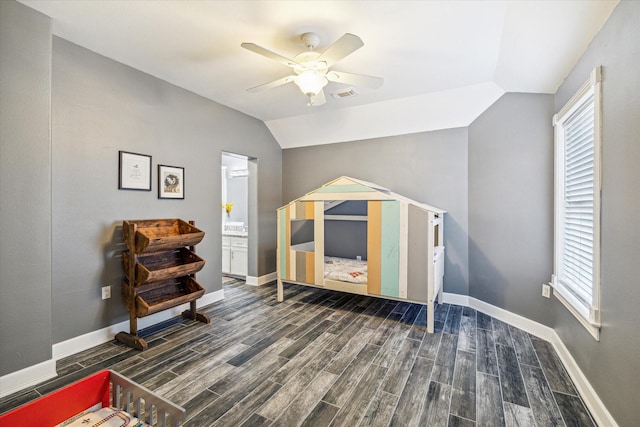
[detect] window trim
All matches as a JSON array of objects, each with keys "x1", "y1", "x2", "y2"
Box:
[{"x1": 552, "y1": 67, "x2": 602, "y2": 341}]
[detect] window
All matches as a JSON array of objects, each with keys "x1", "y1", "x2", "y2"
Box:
[{"x1": 552, "y1": 67, "x2": 602, "y2": 340}]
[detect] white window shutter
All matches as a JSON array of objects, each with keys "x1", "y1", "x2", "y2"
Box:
[
  {"x1": 559, "y1": 96, "x2": 595, "y2": 306},
  {"x1": 552, "y1": 67, "x2": 602, "y2": 339}
]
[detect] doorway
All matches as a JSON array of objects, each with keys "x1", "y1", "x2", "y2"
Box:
[{"x1": 221, "y1": 152, "x2": 249, "y2": 278}]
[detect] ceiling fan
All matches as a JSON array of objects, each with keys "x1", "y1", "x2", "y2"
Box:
[{"x1": 241, "y1": 32, "x2": 383, "y2": 106}]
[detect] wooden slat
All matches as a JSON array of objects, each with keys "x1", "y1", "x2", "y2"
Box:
[
  {"x1": 285, "y1": 205, "x2": 291, "y2": 280},
  {"x1": 380, "y1": 200, "x2": 400, "y2": 298},
  {"x1": 367, "y1": 201, "x2": 382, "y2": 295},
  {"x1": 324, "y1": 279, "x2": 368, "y2": 295},
  {"x1": 398, "y1": 202, "x2": 409, "y2": 299},
  {"x1": 305, "y1": 252, "x2": 315, "y2": 284},
  {"x1": 277, "y1": 209, "x2": 285, "y2": 280},
  {"x1": 305, "y1": 201, "x2": 314, "y2": 219},
  {"x1": 315, "y1": 183, "x2": 377, "y2": 194},
  {"x1": 314, "y1": 201, "x2": 324, "y2": 286},
  {"x1": 300, "y1": 192, "x2": 393, "y2": 201},
  {"x1": 296, "y1": 252, "x2": 307, "y2": 283},
  {"x1": 407, "y1": 206, "x2": 429, "y2": 302}
]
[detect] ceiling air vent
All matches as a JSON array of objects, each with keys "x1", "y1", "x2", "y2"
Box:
[{"x1": 332, "y1": 88, "x2": 359, "y2": 99}]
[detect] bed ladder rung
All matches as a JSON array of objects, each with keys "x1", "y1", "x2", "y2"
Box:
[
  {"x1": 159, "y1": 409, "x2": 168, "y2": 427},
  {"x1": 135, "y1": 396, "x2": 143, "y2": 420},
  {"x1": 113, "y1": 383, "x2": 122, "y2": 408}
]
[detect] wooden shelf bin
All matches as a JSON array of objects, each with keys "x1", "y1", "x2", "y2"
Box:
[
  {"x1": 118, "y1": 218, "x2": 210, "y2": 351},
  {"x1": 123, "y1": 248, "x2": 205, "y2": 286},
  {"x1": 134, "y1": 276, "x2": 205, "y2": 317},
  {"x1": 123, "y1": 219, "x2": 205, "y2": 254}
]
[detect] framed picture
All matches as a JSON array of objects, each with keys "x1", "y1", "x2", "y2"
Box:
[
  {"x1": 158, "y1": 164, "x2": 185, "y2": 199},
  {"x1": 119, "y1": 151, "x2": 152, "y2": 191}
]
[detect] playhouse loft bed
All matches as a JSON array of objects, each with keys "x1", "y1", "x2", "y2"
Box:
[{"x1": 277, "y1": 176, "x2": 445, "y2": 333}]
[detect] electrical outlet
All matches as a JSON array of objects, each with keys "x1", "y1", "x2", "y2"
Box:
[
  {"x1": 542, "y1": 284, "x2": 551, "y2": 298},
  {"x1": 101, "y1": 286, "x2": 111, "y2": 300}
]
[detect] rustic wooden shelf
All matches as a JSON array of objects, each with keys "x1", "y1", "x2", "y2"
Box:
[
  {"x1": 123, "y1": 248, "x2": 205, "y2": 286},
  {"x1": 116, "y1": 218, "x2": 210, "y2": 351},
  {"x1": 134, "y1": 277, "x2": 205, "y2": 317},
  {"x1": 123, "y1": 218, "x2": 204, "y2": 253}
]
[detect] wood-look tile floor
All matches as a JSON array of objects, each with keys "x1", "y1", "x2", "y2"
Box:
[{"x1": 1, "y1": 279, "x2": 596, "y2": 426}]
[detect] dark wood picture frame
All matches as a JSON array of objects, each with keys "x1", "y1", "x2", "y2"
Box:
[
  {"x1": 118, "y1": 151, "x2": 152, "y2": 191},
  {"x1": 158, "y1": 164, "x2": 185, "y2": 199}
]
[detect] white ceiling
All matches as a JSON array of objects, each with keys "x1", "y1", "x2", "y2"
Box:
[{"x1": 19, "y1": 0, "x2": 618, "y2": 148}]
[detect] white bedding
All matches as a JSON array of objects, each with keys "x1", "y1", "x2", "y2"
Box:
[
  {"x1": 324, "y1": 247, "x2": 444, "y2": 286},
  {"x1": 64, "y1": 407, "x2": 150, "y2": 427},
  {"x1": 324, "y1": 256, "x2": 368, "y2": 284}
]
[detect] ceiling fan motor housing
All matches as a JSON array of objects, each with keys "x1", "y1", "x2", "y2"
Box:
[
  {"x1": 300, "y1": 32, "x2": 320, "y2": 49},
  {"x1": 293, "y1": 51, "x2": 327, "y2": 74}
]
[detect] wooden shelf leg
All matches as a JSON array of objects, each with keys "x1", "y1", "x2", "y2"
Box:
[
  {"x1": 427, "y1": 300, "x2": 435, "y2": 334},
  {"x1": 129, "y1": 312, "x2": 138, "y2": 335},
  {"x1": 115, "y1": 332, "x2": 148, "y2": 351},
  {"x1": 181, "y1": 310, "x2": 211, "y2": 324},
  {"x1": 277, "y1": 279, "x2": 284, "y2": 302},
  {"x1": 181, "y1": 301, "x2": 211, "y2": 324},
  {"x1": 195, "y1": 312, "x2": 211, "y2": 323},
  {"x1": 114, "y1": 308, "x2": 148, "y2": 351},
  {"x1": 186, "y1": 301, "x2": 197, "y2": 321}
]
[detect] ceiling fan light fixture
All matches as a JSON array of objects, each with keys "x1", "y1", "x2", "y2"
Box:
[
  {"x1": 294, "y1": 70, "x2": 328, "y2": 96},
  {"x1": 242, "y1": 32, "x2": 381, "y2": 107}
]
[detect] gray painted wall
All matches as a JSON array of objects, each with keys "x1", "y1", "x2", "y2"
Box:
[
  {"x1": 468, "y1": 93, "x2": 555, "y2": 326},
  {"x1": 50, "y1": 37, "x2": 281, "y2": 343},
  {"x1": 282, "y1": 128, "x2": 469, "y2": 295},
  {"x1": 324, "y1": 201, "x2": 368, "y2": 260},
  {"x1": 552, "y1": 2, "x2": 639, "y2": 425},
  {"x1": 324, "y1": 221, "x2": 368, "y2": 260},
  {"x1": 0, "y1": 1, "x2": 52, "y2": 376}
]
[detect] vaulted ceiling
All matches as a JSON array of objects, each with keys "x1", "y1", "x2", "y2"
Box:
[{"x1": 19, "y1": 0, "x2": 618, "y2": 148}]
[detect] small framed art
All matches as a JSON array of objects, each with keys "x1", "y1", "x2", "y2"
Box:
[
  {"x1": 158, "y1": 164, "x2": 185, "y2": 199},
  {"x1": 118, "y1": 151, "x2": 152, "y2": 191}
]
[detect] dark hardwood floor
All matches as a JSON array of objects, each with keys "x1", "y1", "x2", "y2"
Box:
[{"x1": 0, "y1": 279, "x2": 596, "y2": 426}]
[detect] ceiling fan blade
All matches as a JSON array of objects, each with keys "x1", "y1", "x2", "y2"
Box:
[
  {"x1": 317, "y1": 33, "x2": 364, "y2": 67},
  {"x1": 309, "y1": 89, "x2": 326, "y2": 106},
  {"x1": 241, "y1": 42, "x2": 299, "y2": 68},
  {"x1": 247, "y1": 75, "x2": 296, "y2": 93},
  {"x1": 326, "y1": 71, "x2": 383, "y2": 89}
]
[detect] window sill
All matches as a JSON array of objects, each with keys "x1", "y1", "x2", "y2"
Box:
[{"x1": 553, "y1": 287, "x2": 600, "y2": 341}]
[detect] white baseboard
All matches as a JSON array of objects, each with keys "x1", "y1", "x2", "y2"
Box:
[
  {"x1": 466, "y1": 295, "x2": 555, "y2": 341},
  {"x1": 443, "y1": 292, "x2": 617, "y2": 427},
  {"x1": 548, "y1": 332, "x2": 618, "y2": 427},
  {"x1": 0, "y1": 359, "x2": 57, "y2": 398},
  {"x1": 53, "y1": 289, "x2": 225, "y2": 360},
  {"x1": 442, "y1": 292, "x2": 469, "y2": 307},
  {"x1": 245, "y1": 271, "x2": 277, "y2": 286},
  {"x1": 0, "y1": 289, "x2": 225, "y2": 399}
]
